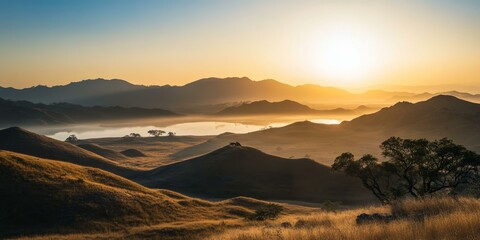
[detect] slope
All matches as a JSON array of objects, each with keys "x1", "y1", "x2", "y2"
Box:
[
  {"x1": 141, "y1": 144, "x2": 375, "y2": 204},
  {"x1": 0, "y1": 127, "x2": 138, "y2": 176},
  {"x1": 0, "y1": 151, "x2": 271, "y2": 238}
]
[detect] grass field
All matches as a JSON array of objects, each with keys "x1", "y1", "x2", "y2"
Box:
[
  {"x1": 206, "y1": 197, "x2": 480, "y2": 240},
  {"x1": 15, "y1": 197, "x2": 480, "y2": 239}
]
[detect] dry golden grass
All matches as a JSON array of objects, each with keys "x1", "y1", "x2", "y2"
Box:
[
  {"x1": 206, "y1": 197, "x2": 480, "y2": 240},
  {"x1": 12, "y1": 197, "x2": 480, "y2": 239}
]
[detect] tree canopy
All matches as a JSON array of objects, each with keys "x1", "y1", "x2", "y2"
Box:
[{"x1": 332, "y1": 137, "x2": 480, "y2": 204}]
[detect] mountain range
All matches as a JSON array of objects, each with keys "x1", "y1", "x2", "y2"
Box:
[
  {"x1": 217, "y1": 99, "x2": 373, "y2": 116},
  {"x1": 173, "y1": 95, "x2": 480, "y2": 165},
  {"x1": 0, "y1": 97, "x2": 178, "y2": 127},
  {"x1": 2, "y1": 77, "x2": 479, "y2": 112}
]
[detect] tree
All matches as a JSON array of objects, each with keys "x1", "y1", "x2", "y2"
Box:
[
  {"x1": 167, "y1": 132, "x2": 176, "y2": 137},
  {"x1": 129, "y1": 133, "x2": 141, "y2": 138},
  {"x1": 332, "y1": 137, "x2": 480, "y2": 204},
  {"x1": 65, "y1": 134, "x2": 78, "y2": 143},
  {"x1": 148, "y1": 129, "x2": 166, "y2": 137}
]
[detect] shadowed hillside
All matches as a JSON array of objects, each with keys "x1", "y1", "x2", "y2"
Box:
[
  {"x1": 77, "y1": 143, "x2": 127, "y2": 161},
  {"x1": 0, "y1": 97, "x2": 178, "y2": 127},
  {"x1": 0, "y1": 150, "x2": 286, "y2": 238},
  {"x1": 121, "y1": 148, "x2": 147, "y2": 157},
  {"x1": 0, "y1": 127, "x2": 138, "y2": 177},
  {"x1": 141, "y1": 144, "x2": 375, "y2": 204}
]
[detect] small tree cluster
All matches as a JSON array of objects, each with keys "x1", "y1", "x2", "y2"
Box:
[
  {"x1": 332, "y1": 137, "x2": 480, "y2": 204},
  {"x1": 148, "y1": 129, "x2": 166, "y2": 137}
]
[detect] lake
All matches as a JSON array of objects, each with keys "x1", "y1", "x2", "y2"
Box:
[{"x1": 33, "y1": 118, "x2": 341, "y2": 141}]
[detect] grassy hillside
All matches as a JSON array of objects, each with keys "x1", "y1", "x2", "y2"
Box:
[
  {"x1": 0, "y1": 150, "x2": 303, "y2": 238},
  {"x1": 0, "y1": 127, "x2": 138, "y2": 177},
  {"x1": 142, "y1": 144, "x2": 375, "y2": 204},
  {"x1": 77, "y1": 143, "x2": 127, "y2": 161}
]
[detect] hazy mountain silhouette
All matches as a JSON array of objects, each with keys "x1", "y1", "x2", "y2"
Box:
[
  {"x1": 343, "y1": 95, "x2": 480, "y2": 135},
  {"x1": 0, "y1": 97, "x2": 178, "y2": 127},
  {"x1": 0, "y1": 127, "x2": 137, "y2": 177},
  {"x1": 173, "y1": 95, "x2": 480, "y2": 164},
  {"x1": 389, "y1": 91, "x2": 480, "y2": 103},
  {"x1": 217, "y1": 99, "x2": 373, "y2": 116},
  {"x1": 0, "y1": 79, "x2": 142, "y2": 104},
  {"x1": 141, "y1": 144, "x2": 374, "y2": 204},
  {"x1": 0, "y1": 77, "x2": 422, "y2": 112},
  {"x1": 217, "y1": 100, "x2": 317, "y2": 115}
]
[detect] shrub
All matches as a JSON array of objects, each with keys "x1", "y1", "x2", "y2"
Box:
[{"x1": 247, "y1": 204, "x2": 283, "y2": 221}]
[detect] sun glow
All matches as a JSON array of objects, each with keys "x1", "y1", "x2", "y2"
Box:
[{"x1": 305, "y1": 24, "x2": 387, "y2": 87}]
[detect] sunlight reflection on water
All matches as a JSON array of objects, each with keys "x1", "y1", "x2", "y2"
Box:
[{"x1": 44, "y1": 119, "x2": 340, "y2": 140}]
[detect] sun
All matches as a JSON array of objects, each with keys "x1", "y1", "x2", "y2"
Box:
[{"x1": 306, "y1": 25, "x2": 385, "y2": 87}]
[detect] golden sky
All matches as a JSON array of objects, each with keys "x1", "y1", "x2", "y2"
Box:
[{"x1": 0, "y1": 1, "x2": 479, "y2": 91}]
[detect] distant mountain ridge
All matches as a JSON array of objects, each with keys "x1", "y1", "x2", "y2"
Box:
[
  {"x1": 217, "y1": 99, "x2": 373, "y2": 115},
  {"x1": 343, "y1": 95, "x2": 480, "y2": 135},
  {"x1": 0, "y1": 97, "x2": 178, "y2": 127},
  {"x1": 6, "y1": 77, "x2": 477, "y2": 112},
  {"x1": 173, "y1": 95, "x2": 480, "y2": 164}
]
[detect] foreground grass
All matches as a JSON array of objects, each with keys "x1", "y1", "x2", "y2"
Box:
[
  {"x1": 19, "y1": 197, "x2": 480, "y2": 239},
  {"x1": 206, "y1": 197, "x2": 480, "y2": 240}
]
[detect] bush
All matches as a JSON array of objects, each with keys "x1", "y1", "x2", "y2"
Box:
[{"x1": 247, "y1": 204, "x2": 283, "y2": 221}]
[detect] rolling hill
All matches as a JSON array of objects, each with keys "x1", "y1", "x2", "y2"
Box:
[
  {"x1": 0, "y1": 150, "x2": 278, "y2": 238},
  {"x1": 77, "y1": 143, "x2": 127, "y2": 161},
  {"x1": 0, "y1": 127, "x2": 373, "y2": 204},
  {"x1": 0, "y1": 97, "x2": 178, "y2": 127},
  {"x1": 140, "y1": 144, "x2": 375, "y2": 204},
  {"x1": 0, "y1": 127, "x2": 138, "y2": 177}
]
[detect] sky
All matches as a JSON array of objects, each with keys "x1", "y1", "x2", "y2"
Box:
[{"x1": 0, "y1": 0, "x2": 479, "y2": 92}]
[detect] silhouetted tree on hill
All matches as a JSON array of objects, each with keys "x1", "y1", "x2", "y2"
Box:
[
  {"x1": 333, "y1": 137, "x2": 480, "y2": 204},
  {"x1": 129, "y1": 133, "x2": 141, "y2": 138},
  {"x1": 148, "y1": 129, "x2": 165, "y2": 137}
]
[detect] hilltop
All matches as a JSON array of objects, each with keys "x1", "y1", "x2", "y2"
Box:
[{"x1": 141, "y1": 144, "x2": 374, "y2": 204}]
